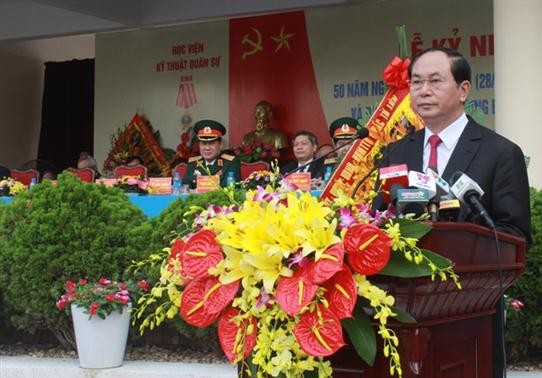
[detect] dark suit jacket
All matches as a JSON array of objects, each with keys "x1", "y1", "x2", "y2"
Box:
[
  {"x1": 0, "y1": 165, "x2": 10, "y2": 179},
  {"x1": 375, "y1": 118, "x2": 531, "y2": 244},
  {"x1": 280, "y1": 159, "x2": 324, "y2": 179}
]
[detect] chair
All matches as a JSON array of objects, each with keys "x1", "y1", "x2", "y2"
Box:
[
  {"x1": 67, "y1": 167, "x2": 95, "y2": 183},
  {"x1": 113, "y1": 165, "x2": 148, "y2": 179},
  {"x1": 240, "y1": 161, "x2": 269, "y2": 180},
  {"x1": 11, "y1": 169, "x2": 39, "y2": 186},
  {"x1": 173, "y1": 162, "x2": 188, "y2": 179}
]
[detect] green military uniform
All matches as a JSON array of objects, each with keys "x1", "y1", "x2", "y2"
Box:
[
  {"x1": 182, "y1": 153, "x2": 240, "y2": 189},
  {"x1": 323, "y1": 117, "x2": 361, "y2": 174},
  {"x1": 182, "y1": 119, "x2": 241, "y2": 189}
]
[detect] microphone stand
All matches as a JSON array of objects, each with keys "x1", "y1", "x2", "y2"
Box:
[{"x1": 282, "y1": 130, "x2": 368, "y2": 178}]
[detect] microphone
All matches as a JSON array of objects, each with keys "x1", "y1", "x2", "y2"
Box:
[
  {"x1": 283, "y1": 127, "x2": 369, "y2": 178},
  {"x1": 450, "y1": 171, "x2": 496, "y2": 229},
  {"x1": 426, "y1": 168, "x2": 450, "y2": 197},
  {"x1": 390, "y1": 186, "x2": 429, "y2": 218},
  {"x1": 438, "y1": 198, "x2": 461, "y2": 222},
  {"x1": 408, "y1": 170, "x2": 437, "y2": 221},
  {"x1": 378, "y1": 164, "x2": 409, "y2": 203}
]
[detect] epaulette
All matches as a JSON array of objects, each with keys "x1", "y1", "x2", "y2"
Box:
[
  {"x1": 221, "y1": 153, "x2": 235, "y2": 161},
  {"x1": 189, "y1": 155, "x2": 202, "y2": 163},
  {"x1": 324, "y1": 157, "x2": 337, "y2": 165}
]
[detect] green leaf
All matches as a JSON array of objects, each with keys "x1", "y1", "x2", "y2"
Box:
[
  {"x1": 378, "y1": 248, "x2": 452, "y2": 277},
  {"x1": 342, "y1": 307, "x2": 377, "y2": 366},
  {"x1": 377, "y1": 252, "x2": 432, "y2": 277},
  {"x1": 391, "y1": 306, "x2": 416, "y2": 324},
  {"x1": 393, "y1": 218, "x2": 431, "y2": 239}
]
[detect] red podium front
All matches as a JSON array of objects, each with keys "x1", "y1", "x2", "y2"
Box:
[{"x1": 331, "y1": 222, "x2": 526, "y2": 378}]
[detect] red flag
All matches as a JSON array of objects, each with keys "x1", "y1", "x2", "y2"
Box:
[{"x1": 229, "y1": 11, "x2": 328, "y2": 147}]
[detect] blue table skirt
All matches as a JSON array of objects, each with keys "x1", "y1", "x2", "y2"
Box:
[{"x1": 1, "y1": 191, "x2": 322, "y2": 218}]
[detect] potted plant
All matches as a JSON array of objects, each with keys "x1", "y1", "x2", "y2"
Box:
[
  {"x1": 56, "y1": 278, "x2": 148, "y2": 368},
  {"x1": 0, "y1": 177, "x2": 26, "y2": 197}
]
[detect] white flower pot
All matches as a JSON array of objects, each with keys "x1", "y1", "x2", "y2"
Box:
[{"x1": 71, "y1": 302, "x2": 131, "y2": 369}]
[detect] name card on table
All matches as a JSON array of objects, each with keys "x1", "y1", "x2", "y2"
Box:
[
  {"x1": 196, "y1": 175, "x2": 220, "y2": 193},
  {"x1": 285, "y1": 172, "x2": 311, "y2": 191},
  {"x1": 96, "y1": 178, "x2": 117, "y2": 187},
  {"x1": 149, "y1": 177, "x2": 172, "y2": 194}
]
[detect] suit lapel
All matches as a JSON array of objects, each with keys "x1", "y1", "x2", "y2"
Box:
[
  {"x1": 402, "y1": 131, "x2": 424, "y2": 172},
  {"x1": 442, "y1": 120, "x2": 482, "y2": 181}
]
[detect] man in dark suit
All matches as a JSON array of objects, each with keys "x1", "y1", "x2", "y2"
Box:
[
  {"x1": 376, "y1": 47, "x2": 531, "y2": 378},
  {"x1": 280, "y1": 130, "x2": 323, "y2": 180},
  {"x1": 183, "y1": 120, "x2": 240, "y2": 189},
  {"x1": 0, "y1": 165, "x2": 10, "y2": 179}
]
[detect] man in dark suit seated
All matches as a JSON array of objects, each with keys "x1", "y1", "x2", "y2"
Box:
[
  {"x1": 0, "y1": 165, "x2": 10, "y2": 180},
  {"x1": 374, "y1": 47, "x2": 531, "y2": 378},
  {"x1": 280, "y1": 130, "x2": 323, "y2": 185},
  {"x1": 182, "y1": 120, "x2": 240, "y2": 190}
]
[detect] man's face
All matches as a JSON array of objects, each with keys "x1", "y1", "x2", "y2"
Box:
[
  {"x1": 293, "y1": 135, "x2": 317, "y2": 163},
  {"x1": 199, "y1": 140, "x2": 222, "y2": 161},
  {"x1": 333, "y1": 138, "x2": 351, "y2": 153},
  {"x1": 409, "y1": 51, "x2": 470, "y2": 132}
]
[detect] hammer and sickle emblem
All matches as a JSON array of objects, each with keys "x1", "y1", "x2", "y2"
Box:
[{"x1": 241, "y1": 28, "x2": 263, "y2": 60}]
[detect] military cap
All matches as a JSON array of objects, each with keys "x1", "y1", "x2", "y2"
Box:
[
  {"x1": 194, "y1": 120, "x2": 226, "y2": 141},
  {"x1": 329, "y1": 117, "x2": 359, "y2": 140}
]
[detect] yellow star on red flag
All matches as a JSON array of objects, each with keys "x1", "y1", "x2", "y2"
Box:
[{"x1": 271, "y1": 25, "x2": 295, "y2": 52}]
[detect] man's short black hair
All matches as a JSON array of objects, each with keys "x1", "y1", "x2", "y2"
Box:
[
  {"x1": 292, "y1": 130, "x2": 318, "y2": 146},
  {"x1": 409, "y1": 47, "x2": 471, "y2": 85}
]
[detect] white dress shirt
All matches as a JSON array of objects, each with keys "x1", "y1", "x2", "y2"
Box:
[{"x1": 423, "y1": 113, "x2": 468, "y2": 174}]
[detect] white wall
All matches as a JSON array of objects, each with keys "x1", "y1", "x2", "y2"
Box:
[{"x1": 0, "y1": 52, "x2": 43, "y2": 169}]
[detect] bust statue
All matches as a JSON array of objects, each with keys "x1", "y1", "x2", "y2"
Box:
[{"x1": 242, "y1": 101, "x2": 288, "y2": 150}]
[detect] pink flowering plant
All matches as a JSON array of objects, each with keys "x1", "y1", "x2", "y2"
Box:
[
  {"x1": 56, "y1": 278, "x2": 149, "y2": 319},
  {"x1": 114, "y1": 175, "x2": 149, "y2": 194}
]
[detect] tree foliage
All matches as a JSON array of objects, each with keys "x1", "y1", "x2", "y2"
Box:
[{"x1": 0, "y1": 173, "x2": 147, "y2": 348}]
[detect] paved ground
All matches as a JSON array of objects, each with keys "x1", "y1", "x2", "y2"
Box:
[{"x1": 0, "y1": 356, "x2": 541, "y2": 378}]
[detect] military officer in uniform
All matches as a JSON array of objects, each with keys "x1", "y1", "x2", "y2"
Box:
[
  {"x1": 182, "y1": 120, "x2": 240, "y2": 189},
  {"x1": 322, "y1": 117, "x2": 360, "y2": 173}
]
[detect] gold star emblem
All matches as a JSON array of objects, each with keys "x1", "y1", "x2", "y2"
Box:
[{"x1": 271, "y1": 26, "x2": 295, "y2": 52}]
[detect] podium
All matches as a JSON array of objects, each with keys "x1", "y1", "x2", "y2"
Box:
[{"x1": 330, "y1": 222, "x2": 526, "y2": 378}]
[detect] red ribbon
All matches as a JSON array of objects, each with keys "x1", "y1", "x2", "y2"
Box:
[{"x1": 382, "y1": 56, "x2": 411, "y2": 89}]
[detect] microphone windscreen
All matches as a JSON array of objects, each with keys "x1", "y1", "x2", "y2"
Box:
[
  {"x1": 439, "y1": 199, "x2": 460, "y2": 222},
  {"x1": 356, "y1": 127, "x2": 369, "y2": 139}
]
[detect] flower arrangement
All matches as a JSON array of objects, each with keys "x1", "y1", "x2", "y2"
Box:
[
  {"x1": 233, "y1": 140, "x2": 281, "y2": 163},
  {"x1": 56, "y1": 278, "x2": 149, "y2": 319},
  {"x1": 242, "y1": 169, "x2": 281, "y2": 191},
  {"x1": 132, "y1": 186, "x2": 460, "y2": 377},
  {"x1": 114, "y1": 175, "x2": 149, "y2": 194},
  {"x1": 0, "y1": 177, "x2": 27, "y2": 196}
]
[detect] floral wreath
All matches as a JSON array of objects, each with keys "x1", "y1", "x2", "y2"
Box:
[{"x1": 132, "y1": 185, "x2": 460, "y2": 377}]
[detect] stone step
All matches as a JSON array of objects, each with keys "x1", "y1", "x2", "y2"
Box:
[{"x1": 0, "y1": 356, "x2": 237, "y2": 378}]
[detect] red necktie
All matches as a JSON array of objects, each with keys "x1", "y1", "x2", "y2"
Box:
[{"x1": 428, "y1": 135, "x2": 442, "y2": 173}]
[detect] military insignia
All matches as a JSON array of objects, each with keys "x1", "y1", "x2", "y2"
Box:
[
  {"x1": 221, "y1": 153, "x2": 235, "y2": 161},
  {"x1": 189, "y1": 155, "x2": 202, "y2": 163},
  {"x1": 324, "y1": 157, "x2": 338, "y2": 165},
  {"x1": 218, "y1": 159, "x2": 223, "y2": 167}
]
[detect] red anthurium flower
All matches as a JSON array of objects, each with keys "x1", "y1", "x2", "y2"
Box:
[
  {"x1": 181, "y1": 275, "x2": 237, "y2": 327},
  {"x1": 204, "y1": 277, "x2": 240, "y2": 316},
  {"x1": 169, "y1": 238, "x2": 185, "y2": 262},
  {"x1": 382, "y1": 56, "x2": 411, "y2": 89},
  {"x1": 276, "y1": 268, "x2": 318, "y2": 317},
  {"x1": 344, "y1": 223, "x2": 392, "y2": 276},
  {"x1": 218, "y1": 306, "x2": 258, "y2": 362},
  {"x1": 323, "y1": 266, "x2": 358, "y2": 319},
  {"x1": 181, "y1": 229, "x2": 223, "y2": 279},
  {"x1": 293, "y1": 305, "x2": 345, "y2": 357},
  {"x1": 306, "y1": 243, "x2": 344, "y2": 284}
]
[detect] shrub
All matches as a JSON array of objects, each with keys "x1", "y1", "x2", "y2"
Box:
[
  {"x1": 128, "y1": 189, "x2": 245, "y2": 340},
  {"x1": 0, "y1": 173, "x2": 147, "y2": 349},
  {"x1": 505, "y1": 187, "x2": 542, "y2": 361}
]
